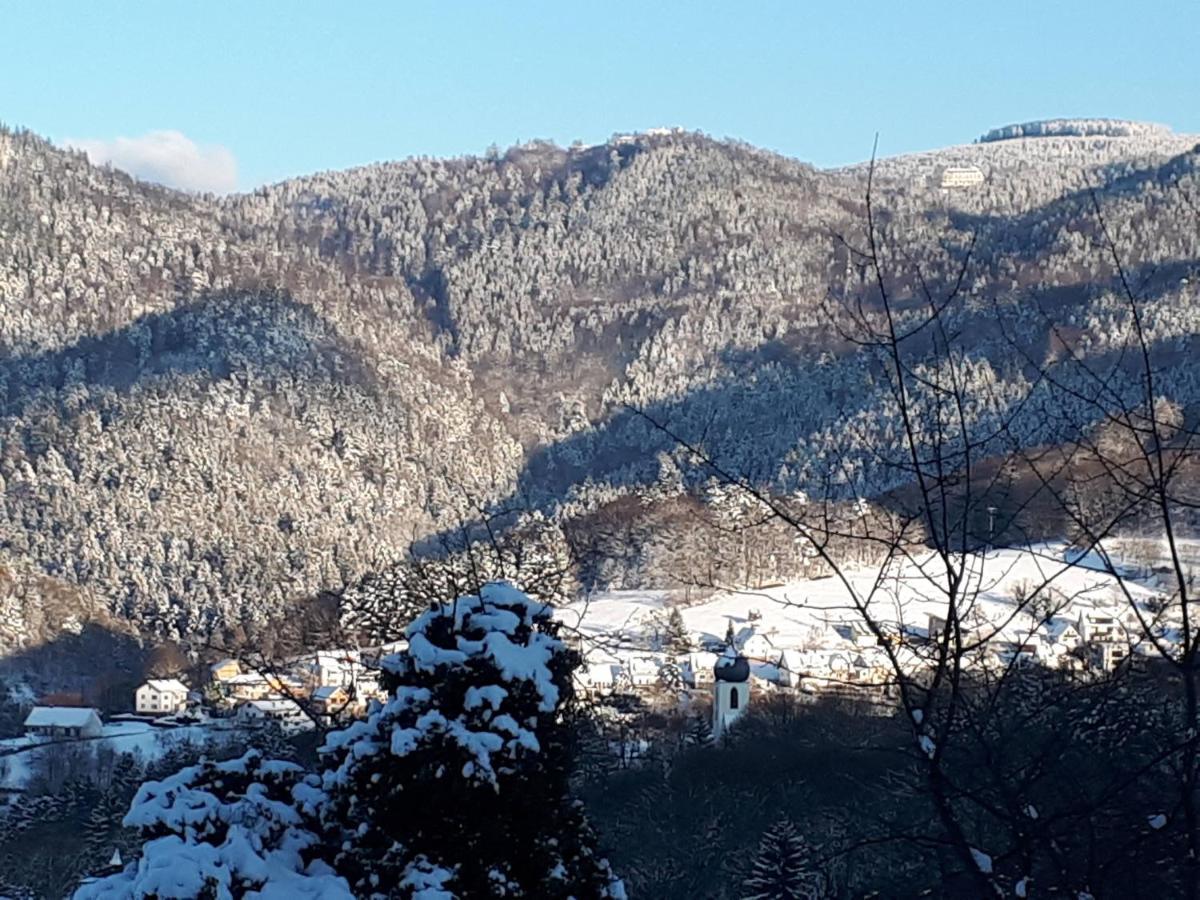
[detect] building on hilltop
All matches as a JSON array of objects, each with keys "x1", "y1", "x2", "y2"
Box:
[{"x1": 940, "y1": 166, "x2": 985, "y2": 189}]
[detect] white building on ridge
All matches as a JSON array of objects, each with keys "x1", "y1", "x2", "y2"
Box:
[{"x1": 940, "y1": 166, "x2": 985, "y2": 189}]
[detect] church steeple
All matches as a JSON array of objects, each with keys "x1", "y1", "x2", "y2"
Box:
[{"x1": 712, "y1": 645, "x2": 751, "y2": 740}]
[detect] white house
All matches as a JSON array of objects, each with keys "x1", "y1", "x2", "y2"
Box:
[
  {"x1": 830, "y1": 620, "x2": 873, "y2": 646},
  {"x1": 739, "y1": 631, "x2": 776, "y2": 661},
  {"x1": 224, "y1": 672, "x2": 274, "y2": 701},
  {"x1": 777, "y1": 649, "x2": 809, "y2": 688},
  {"x1": 311, "y1": 685, "x2": 353, "y2": 717},
  {"x1": 1078, "y1": 608, "x2": 1126, "y2": 644},
  {"x1": 576, "y1": 661, "x2": 620, "y2": 695},
  {"x1": 681, "y1": 652, "x2": 718, "y2": 688},
  {"x1": 135, "y1": 679, "x2": 190, "y2": 716},
  {"x1": 293, "y1": 651, "x2": 361, "y2": 688},
  {"x1": 1090, "y1": 640, "x2": 1130, "y2": 672},
  {"x1": 24, "y1": 706, "x2": 103, "y2": 740},
  {"x1": 622, "y1": 657, "x2": 660, "y2": 690},
  {"x1": 1044, "y1": 617, "x2": 1082, "y2": 650},
  {"x1": 236, "y1": 698, "x2": 308, "y2": 731},
  {"x1": 988, "y1": 640, "x2": 1041, "y2": 669}
]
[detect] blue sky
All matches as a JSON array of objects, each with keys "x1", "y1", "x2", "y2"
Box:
[{"x1": 1, "y1": 1, "x2": 1196, "y2": 192}]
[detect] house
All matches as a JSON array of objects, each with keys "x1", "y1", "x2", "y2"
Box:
[
  {"x1": 681, "y1": 652, "x2": 718, "y2": 688},
  {"x1": 1044, "y1": 617, "x2": 1082, "y2": 650},
  {"x1": 848, "y1": 649, "x2": 890, "y2": 684},
  {"x1": 777, "y1": 649, "x2": 809, "y2": 688},
  {"x1": 235, "y1": 698, "x2": 307, "y2": 730},
  {"x1": 135, "y1": 679, "x2": 189, "y2": 715},
  {"x1": 23, "y1": 706, "x2": 103, "y2": 740},
  {"x1": 621, "y1": 657, "x2": 660, "y2": 690},
  {"x1": 740, "y1": 632, "x2": 776, "y2": 661},
  {"x1": 221, "y1": 670, "x2": 302, "y2": 702},
  {"x1": 927, "y1": 614, "x2": 947, "y2": 640},
  {"x1": 311, "y1": 685, "x2": 351, "y2": 716},
  {"x1": 293, "y1": 651, "x2": 360, "y2": 688},
  {"x1": 210, "y1": 659, "x2": 241, "y2": 682},
  {"x1": 353, "y1": 670, "x2": 387, "y2": 703},
  {"x1": 831, "y1": 620, "x2": 873, "y2": 646},
  {"x1": 575, "y1": 662, "x2": 619, "y2": 696},
  {"x1": 1078, "y1": 609, "x2": 1125, "y2": 644},
  {"x1": 1090, "y1": 640, "x2": 1129, "y2": 672},
  {"x1": 224, "y1": 672, "x2": 274, "y2": 701},
  {"x1": 989, "y1": 640, "x2": 1041, "y2": 669}
]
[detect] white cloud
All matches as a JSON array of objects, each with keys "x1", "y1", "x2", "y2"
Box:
[{"x1": 65, "y1": 130, "x2": 238, "y2": 194}]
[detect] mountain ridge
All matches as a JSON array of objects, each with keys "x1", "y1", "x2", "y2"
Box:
[{"x1": 1, "y1": 120, "x2": 1198, "y2": 641}]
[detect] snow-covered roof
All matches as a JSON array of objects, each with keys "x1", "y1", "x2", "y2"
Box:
[
  {"x1": 24, "y1": 706, "x2": 101, "y2": 728},
  {"x1": 1044, "y1": 618, "x2": 1080, "y2": 640},
  {"x1": 210, "y1": 658, "x2": 239, "y2": 671},
  {"x1": 142, "y1": 679, "x2": 188, "y2": 694},
  {"x1": 625, "y1": 656, "x2": 659, "y2": 674},
  {"x1": 226, "y1": 672, "x2": 269, "y2": 685},
  {"x1": 778, "y1": 648, "x2": 808, "y2": 670},
  {"x1": 242, "y1": 699, "x2": 303, "y2": 715}
]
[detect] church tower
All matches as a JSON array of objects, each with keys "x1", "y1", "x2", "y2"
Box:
[{"x1": 712, "y1": 648, "x2": 751, "y2": 740}]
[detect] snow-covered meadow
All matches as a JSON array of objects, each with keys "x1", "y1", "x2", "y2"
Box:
[
  {"x1": 0, "y1": 720, "x2": 247, "y2": 794},
  {"x1": 559, "y1": 542, "x2": 1174, "y2": 683}
]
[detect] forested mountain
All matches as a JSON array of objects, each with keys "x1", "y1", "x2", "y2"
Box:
[{"x1": 1, "y1": 119, "x2": 1198, "y2": 642}]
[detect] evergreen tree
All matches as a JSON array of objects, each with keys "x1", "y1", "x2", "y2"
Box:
[
  {"x1": 249, "y1": 720, "x2": 297, "y2": 761},
  {"x1": 685, "y1": 712, "x2": 714, "y2": 748},
  {"x1": 83, "y1": 755, "x2": 143, "y2": 870},
  {"x1": 73, "y1": 751, "x2": 346, "y2": 899},
  {"x1": 658, "y1": 659, "x2": 684, "y2": 692},
  {"x1": 741, "y1": 819, "x2": 821, "y2": 900},
  {"x1": 663, "y1": 607, "x2": 693, "y2": 654},
  {"x1": 323, "y1": 581, "x2": 626, "y2": 898}
]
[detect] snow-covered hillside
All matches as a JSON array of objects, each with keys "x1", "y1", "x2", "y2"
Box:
[{"x1": 561, "y1": 543, "x2": 1170, "y2": 685}]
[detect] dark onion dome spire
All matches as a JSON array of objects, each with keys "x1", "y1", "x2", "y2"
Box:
[{"x1": 714, "y1": 647, "x2": 750, "y2": 683}]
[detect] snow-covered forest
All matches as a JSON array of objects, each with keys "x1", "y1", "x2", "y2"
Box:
[{"x1": 2, "y1": 119, "x2": 1199, "y2": 646}]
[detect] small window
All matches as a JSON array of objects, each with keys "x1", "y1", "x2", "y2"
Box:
[{"x1": 729, "y1": 688, "x2": 740, "y2": 710}]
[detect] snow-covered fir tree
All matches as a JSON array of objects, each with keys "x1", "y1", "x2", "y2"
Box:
[
  {"x1": 321, "y1": 581, "x2": 625, "y2": 898},
  {"x1": 741, "y1": 819, "x2": 821, "y2": 900},
  {"x1": 73, "y1": 751, "x2": 347, "y2": 899},
  {"x1": 684, "y1": 712, "x2": 714, "y2": 748},
  {"x1": 663, "y1": 607, "x2": 693, "y2": 654}
]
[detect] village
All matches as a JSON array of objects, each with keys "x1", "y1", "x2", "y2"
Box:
[
  {"x1": 12, "y1": 647, "x2": 397, "y2": 743},
  {"x1": 565, "y1": 542, "x2": 1185, "y2": 709},
  {"x1": 4, "y1": 543, "x2": 1185, "y2": 767}
]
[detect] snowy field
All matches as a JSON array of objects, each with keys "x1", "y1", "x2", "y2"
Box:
[
  {"x1": 559, "y1": 542, "x2": 1167, "y2": 668},
  {"x1": 0, "y1": 720, "x2": 247, "y2": 793}
]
